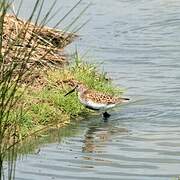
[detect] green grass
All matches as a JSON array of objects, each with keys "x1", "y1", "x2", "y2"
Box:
[
  {"x1": 13, "y1": 56, "x2": 124, "y2": 136},
  {"x1": 0, "y1": 0, "x2": 93, "y2": 179}
]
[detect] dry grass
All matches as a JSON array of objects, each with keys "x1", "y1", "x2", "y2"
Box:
[{"x1": 2, "y1": 14, "x2": 77, "y2": 69}]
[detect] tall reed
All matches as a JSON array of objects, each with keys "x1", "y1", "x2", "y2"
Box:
[{"x1": 0, "y1": 0, "x2": 87, "y2": 179}]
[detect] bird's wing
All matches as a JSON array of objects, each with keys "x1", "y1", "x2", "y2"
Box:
[{"x1": 84, "y1": 90, "x2": 119, "y2": 104}]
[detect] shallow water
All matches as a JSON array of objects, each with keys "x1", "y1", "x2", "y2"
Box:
[{"x1": 13, "y1": 0, "x2": 180, "y2": 179}]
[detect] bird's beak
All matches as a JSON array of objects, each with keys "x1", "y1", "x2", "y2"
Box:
[
  {"x1": 120, "y1": 97, "x2": 130, "y2": 103},
  {"x1": 64, "y1": 87, "x2": 76, "y2": 96}
]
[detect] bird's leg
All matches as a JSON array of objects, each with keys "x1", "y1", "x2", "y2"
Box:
[{"x1": 103, "y1": 111, "x2": 111, "y2": 120}]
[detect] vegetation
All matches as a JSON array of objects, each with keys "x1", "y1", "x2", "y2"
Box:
[
  {"x1": 15, "y1": 53, "x2": 123, "y2": 137},
  {"x1": 0, "y1": 0, "x2": 123, "y2": 179},
  {"x1": 0, "y1": 0, "x2": 90, "y2": 179}
]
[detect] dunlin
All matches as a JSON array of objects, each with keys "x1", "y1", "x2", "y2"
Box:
[{"x1": 65, "y1": 84, "x2": 130, "y2": 119}]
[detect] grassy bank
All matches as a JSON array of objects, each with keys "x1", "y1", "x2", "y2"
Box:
[
  {"x1": 15, "y1": 54, "x2": 123, "y2": 137},
  {"x1": 0, "y1": 2, "x2": 124, "y2": 179},
  {"x1": 0, "y1": 0, "x2": 124, "y2": 143}
]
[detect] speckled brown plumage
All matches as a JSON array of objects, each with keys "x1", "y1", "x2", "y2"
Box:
[
  {"x1": 81, "y1": 89, "x2": 122, "y2": 104},
  {"x1": 65, "y1": 83, "x2": 130, "y2": 119}
]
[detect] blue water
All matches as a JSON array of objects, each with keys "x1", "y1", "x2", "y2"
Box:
[{"x1": 13, "y1": 0, "x2": 180, "y2": 179}]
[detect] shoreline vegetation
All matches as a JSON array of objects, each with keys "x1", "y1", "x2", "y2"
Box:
[
  {"x1": 18, "y1": 53, "x2": 123, "y2": 137},
  {"x1": 0, "y1": 2, "x2": 124, "y2": 178},
  {"x1": 1, "y1": 13, "x2": 123, "y2": 142}
]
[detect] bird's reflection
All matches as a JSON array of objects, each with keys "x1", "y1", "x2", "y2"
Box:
[{"x1": 82, "y1": 118, "x2": 128, "y2": 153}]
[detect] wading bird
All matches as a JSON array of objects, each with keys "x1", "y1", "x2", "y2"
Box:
[{"x1": 65, "y1": 84, "x2": 130, "y2": 119}]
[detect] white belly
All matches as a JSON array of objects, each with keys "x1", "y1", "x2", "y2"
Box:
[{"x1": 79, "y1": 96, "x2": 115, "y2": 111}]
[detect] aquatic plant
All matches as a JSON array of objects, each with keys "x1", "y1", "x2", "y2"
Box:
[{"x1": 0, "y1": 0, "x2": 88, "y2": 179}]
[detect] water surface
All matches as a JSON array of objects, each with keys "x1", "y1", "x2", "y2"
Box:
[{"x1": 13, "y1": 0, "x2": 180, "y2": 179}]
